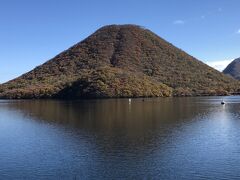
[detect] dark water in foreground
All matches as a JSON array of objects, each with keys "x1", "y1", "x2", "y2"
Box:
[{"x1": 1, "y1": 97, "x2": 240, "y2": 179}]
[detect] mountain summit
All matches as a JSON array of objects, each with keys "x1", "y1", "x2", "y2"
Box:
[
  {"x1": 223, "y1": 58, "x2": 240, "y2": 80},
  {"x1": 0, "y1": 24, "x2": 239, "y2": 99}
]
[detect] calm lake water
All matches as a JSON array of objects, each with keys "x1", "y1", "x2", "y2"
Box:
[{"x1": 1, "y1": 96, "x2": 240, "y2": 179}]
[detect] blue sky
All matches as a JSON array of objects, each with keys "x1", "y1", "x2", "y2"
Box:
[{"x1": 1, "y1": 0, "x2": 240, "y2": 83}]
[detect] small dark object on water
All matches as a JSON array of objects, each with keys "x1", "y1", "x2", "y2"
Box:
[{"x1": 221, "y1": 100, "x2": 225, "y2": 105}]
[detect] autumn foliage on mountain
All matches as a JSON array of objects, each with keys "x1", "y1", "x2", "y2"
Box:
[{"x1": 0, "y1": 25, "x2": 240, "y2": 99}]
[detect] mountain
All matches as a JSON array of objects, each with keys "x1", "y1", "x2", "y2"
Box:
[
  {"x1": 0, "y1": 24, "x2": 240, "y2": 99},
  {"x1": 223, "y1": 58, "x2": 240, "y2": 80}
]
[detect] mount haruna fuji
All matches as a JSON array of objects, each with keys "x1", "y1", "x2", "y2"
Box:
[{"x1": 1, "y1": 24, "x2": 240, "y2": 99}]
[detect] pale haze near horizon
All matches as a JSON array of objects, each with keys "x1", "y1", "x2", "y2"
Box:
[{"x1": 206, "y1": 60, "x2": 232, "y2": 72}]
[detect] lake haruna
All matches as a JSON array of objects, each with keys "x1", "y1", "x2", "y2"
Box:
[{"x1": 1, "y1": 96, "x2": 240, "y2": 179}]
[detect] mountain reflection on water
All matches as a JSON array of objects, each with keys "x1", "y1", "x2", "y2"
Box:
[{"x1": 1, "y1": 97, "x2": 240, "y2": 179}]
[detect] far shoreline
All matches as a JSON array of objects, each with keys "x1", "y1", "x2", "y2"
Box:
[{"x1": 0, "y1": 94, "x2": 239, "y2": 101}]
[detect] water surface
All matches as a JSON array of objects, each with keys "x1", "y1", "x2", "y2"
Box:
[{"x1": 1, "y1": 97, "x2": 240, "y2": 179}]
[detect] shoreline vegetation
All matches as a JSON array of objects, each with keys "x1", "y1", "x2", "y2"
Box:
[
  {"x1": 1, "y1": 24, "x2": 240, "y2": 99},
  {"x1": 0, "y1": 93, "x2": 240, "y2": 100}
]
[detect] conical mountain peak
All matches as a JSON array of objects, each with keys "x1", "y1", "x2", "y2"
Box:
[{"x1": 0, "y1": 24, "x2": 239, "y2": 99}]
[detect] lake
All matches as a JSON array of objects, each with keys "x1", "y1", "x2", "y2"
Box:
[{"x1": 1, "y1": 96, "x2": 240, "y2": 179}]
